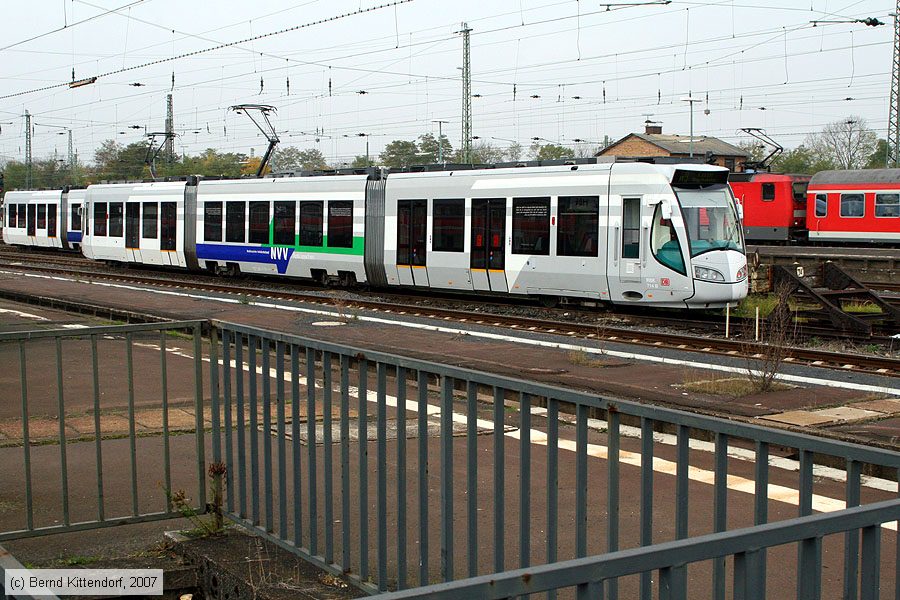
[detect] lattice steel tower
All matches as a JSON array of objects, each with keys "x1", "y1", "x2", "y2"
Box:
[
  {"x1": 889, "y1": 1, "x2": 900, "y2": 167},
  {"x1": 24, "y1": 110, "x2": 32, "y2": 188},
  {"x1": 460, "y1": 22, "x2": 472, "y2": 163},
  {"x1": 165, "y1": 94, "x2": 175, "y2": 163}
]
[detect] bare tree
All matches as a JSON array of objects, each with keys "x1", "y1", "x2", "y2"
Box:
[
  {"x1": 805, "y1": 116, "x2": 877, "y2": 170},
  {"x1": 745, "y1": 283, "x2": 797, "y2": 392}
]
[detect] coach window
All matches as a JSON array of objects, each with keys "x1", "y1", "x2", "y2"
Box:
[
  {"x1": 840, "y1": 193, "x2": 864, "y2": 218},
  {"x1": 651, "y1": 204, "x2": 686, "y2": 275},
  {"x1": 273, "y1": 201, "x2": 296, "y2": 245},
  {"x1": 249, "y1": 201, "x2": 270, "y2": 244},
  {"x1": 109, "y1": 202, "x2": 124, "y2": 237},
  {"x1": 142, "y1": 203, "x2": 158, "y2": 238},
  {"x1": 204, "y1": 201, "x2": 223, "y2": 242},
  {"x1": 815, "y1": 194, "x2": 827, "y2": 218},
  {"x1": 48, "y1": 204, "x2": 57, "y2": 237},
  {"x1": 762, "y1": 183, "x2": 776, "y2": 201},
  {"x1": 160, "y1": 202, "x2": 177, "y2": 251},
  {"x1": 327, "y1": 201, "x2": 353, "y2": 248},
  {"x1": 37, "y1": 204, "x2": 46, "y2": 229},
  {"x1": 512, "y1": 197, "x2": 551, "y2": 255},
  {"x1": 7, "y1": 204, "x2": 15, "y2": 228},
  {"x1": 93, "y1": 202, "x2": 107, "y2": 236},
  {"x1": 432, "y1": 199, "x2": 464, "y2": 252},
  {"x1": 875, "y1": 193, "x2": 899, "y2": 218},
  {"x1": 226, "y1": 202, "x2": 245, "y2": 243},
  {"x1": 557, "y1": 196, "x2": 599, "y2": 257},
  {"x1": 17, "y1": 204, "x2": 26, "y2": 228},
  {"x1": 300, "y1": 202, "x2": 323, "y2": 246},
  {"x1": 71, "y1": 205, "x2": 82, "y2": 231}
]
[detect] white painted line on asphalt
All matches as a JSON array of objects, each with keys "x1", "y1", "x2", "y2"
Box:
[
  {"x1": 10, "y1": 270, "x2": 897, "y2": 398},
  {"x1": 0, "y1": 307, "x2": 49, "y2": 320}
]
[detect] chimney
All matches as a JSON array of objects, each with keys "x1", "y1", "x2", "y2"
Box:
[{"x1": 645, "y1": 124, "x2": 662, "y2": 135}]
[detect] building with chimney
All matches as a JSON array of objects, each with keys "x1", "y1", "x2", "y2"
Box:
[{"x1": 597, "y1": 124, "x2": 749, "y2": 172}]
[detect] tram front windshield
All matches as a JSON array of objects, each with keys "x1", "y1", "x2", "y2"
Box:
[{"x1": 673, "y1": 184, "x2": 743, "y2": 257}]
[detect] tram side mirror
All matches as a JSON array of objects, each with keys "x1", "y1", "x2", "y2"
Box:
[
  {"x1": 736, "y1": 203, "x2": 744, "y2": 220},
  {"x1": 660, "y1": 201, "x2": 672, "y2": 220}
]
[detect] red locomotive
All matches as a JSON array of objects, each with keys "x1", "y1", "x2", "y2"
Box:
[
  {"x1": 729, "y1": 172, "x2": 810, "y2": 242},
  {"x1": 805, "y1": 168, "x2": 900, "y2": 244}
]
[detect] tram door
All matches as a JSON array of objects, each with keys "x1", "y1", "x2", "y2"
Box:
[
  {"x1": 619, "y1": 196, "x2": 642, "y2": 283},
  {"x1": 470, "y1": 198, "x2": 507, "y2": 293},
  {"x1": 125, "y1": 202, "x2": 140, "y2": 260},
  {"x1": 397, "y1": 199, "x2": 429, "y2": 286},
  {"x1": 26, "y1": 204, "x2": 36, "y2": 236}
]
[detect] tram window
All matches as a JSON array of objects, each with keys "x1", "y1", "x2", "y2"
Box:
[
  {"x1": 651, "y1": 204, "x2": 685, "y2": 275},
  {"x1": 557, "y1": 196, "x2": 599, "y2": 257},
  {"x1": 204, "y1": 201, "x2": 223, "y2": 242},
  {"x1": 47, "y1": 204, "x2": 57, "y2": 237},
  {"x1": 249, "y1": 201, "x2": 270, "y2": 244},
  {"x1": 226, "y1": 202, "x2": 245, "y2": 243},
  {"x1": 762, "y1": 183, "x2": 775, "y2": 201},
  {"x1": 622, "y1": 197, "x2": 640, "y2": 259},
  {"x1": 160, "y1": 202, "x2": 177, "y2": 251},
  {"x1": 432, "y1": 199, "x2": 464, "y2": 252},
  {"x1": 109, "y1": 202, "x2": 124, "y2": 237},
  {"x1": 815, "y1": 194, "x2": 827, "y2": 217},
  {"x1": 840, "y1": 193, "x2": 864, "y2": 218},
  {"x1": 875, "y1": 194, "x2": 899, "y2": 218},
  {"x1": 71, "y1": 205, "x2": 82, "y2": 231},
  {"x1": 273, "y1": 201, "x2": 296, "y2": 245},
  {"x1": 17, "y1": 204, "x2": 25, "y2": 228},
  {"x1": 37, "y1": 204, "x2": 46, "y2": 229},
  {"x1": 93, "y1": 202, "x2": 107, "y2": 236},
  {"x1": 142, "y1": 203, "x2": 158, "y2": 238},
  {"x1": 7, "y1": 204, "x2": 15, "y2": 227},
  {"x1": 299, "y1": 202, "x2": 323, "y2": 246},
  {"x1": 512, "y1": 197, "x2": 550, "y2": 255},
  {"x1": 327, "y1": 201, "x2": 353, "y2": 248}
]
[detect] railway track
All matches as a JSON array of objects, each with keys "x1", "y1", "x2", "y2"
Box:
[{"x1": 0, "y1": 251, "x2": 897, "y2": 378}]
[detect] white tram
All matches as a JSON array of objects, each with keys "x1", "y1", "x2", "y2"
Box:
[
  {"x1": 3, "y1": 188, "x2": 85, "y2": 250},
  {"x1": 6, "y1": 160, "x2": 748, "y2": 309}
]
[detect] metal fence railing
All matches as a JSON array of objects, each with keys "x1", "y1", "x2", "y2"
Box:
[
  {"x1": 208, "y1": 320, "x2": 900, "y2": 600},
  {"x1": 0, "y1": 320, "x2": 208, "y2": 542}
]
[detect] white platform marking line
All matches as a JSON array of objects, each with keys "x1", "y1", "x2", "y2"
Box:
[
  {"x1": 10, "y1": 270, "x2": 899, "y2": 399},
  {"x1": 0, "y1": 307, "x2": 49, "y2": 320}
]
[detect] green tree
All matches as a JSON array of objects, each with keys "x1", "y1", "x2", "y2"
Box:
[
  {"x1": 271, "y1": 146, "x2": 328, "y2": 171},
  {"x1": 465, "y1": 142, "x2": 507, "y2": 164},
  {"x1": 350, "y1": 155, "x2": 372, "y2": 168},
  {"x1": 529, "y1": 142, "x2": 573, "y2": 161},
  {"x1": 865, "y1": 139, "x2": 890, "y2": 169},
  {"x1": 418, "y1": 133, "x2": 453, "y2": 163},
  {"x1": 380, "y1": 139, "x2": 419, "y2": 168},
  {"x1": 770, "y1": 145, "x2": 835, "y2": 174}
]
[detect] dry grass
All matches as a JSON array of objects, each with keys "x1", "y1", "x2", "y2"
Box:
[
  {"x1": 682, "y1": 371, "x2": 792, "y2": 397},
  {"x1": 567, "y1": 350, "x2": 608, "y2": 368}
]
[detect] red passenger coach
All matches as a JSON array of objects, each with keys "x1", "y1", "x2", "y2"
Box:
[
  {"x1": 806, "y1": 169, "x2": 900, "y2": 245},
  {"x1": 729, "y1": 172, "x2": 810, "y2": 242}
]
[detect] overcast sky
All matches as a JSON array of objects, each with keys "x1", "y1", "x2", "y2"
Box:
[{"x1": 0, "y1": 0, "x2": 895, "y2": 166}]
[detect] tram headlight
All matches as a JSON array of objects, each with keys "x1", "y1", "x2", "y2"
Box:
[
  {"x1": 735, "y1": 265, "x2": 747, "y2": 281},
  {"x1": 693, "y1": 265, "x2": 726, "y2": 282}
]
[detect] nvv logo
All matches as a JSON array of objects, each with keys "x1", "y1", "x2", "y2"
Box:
[
  {"x1": 268, "y1": 246, "x2": 294, "y2": 274},
  {"x1": 270, "y1": 246, "x2": 290, "y2": 261}
]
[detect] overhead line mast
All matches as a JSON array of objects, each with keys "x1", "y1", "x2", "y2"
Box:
[
  {"x1": 889, "y1": 0, "x2": 900, "y2": 167},
  {"x1": 459, "y1": 22, "x2": 472, "y2": 164}
]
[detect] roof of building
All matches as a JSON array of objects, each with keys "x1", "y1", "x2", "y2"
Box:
[{"x1": 599, "y1": 133, "x2": 749, "y2": 158}]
